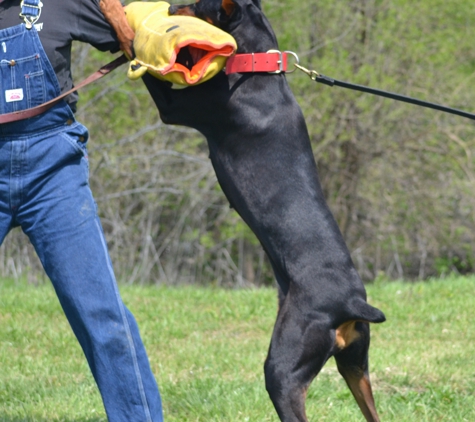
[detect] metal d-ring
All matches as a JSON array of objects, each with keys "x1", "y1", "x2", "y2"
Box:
[{"x1": 283, "y1": 51, "x2": 299, "y2": 73}]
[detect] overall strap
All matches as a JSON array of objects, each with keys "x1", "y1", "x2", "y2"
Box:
[{"x1": 20, "y1": 0, "x2": 43, "y2": 29}]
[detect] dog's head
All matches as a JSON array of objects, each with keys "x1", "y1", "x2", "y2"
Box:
[
  {"x1": 143, "y1": 0, "x2": 283, "y2": 130},
  {"x1": 169, "y1": 0, "x2": 278, "y2": 53},
  {"x1": 169, "y1": 0, "x2": 243, "y2": 27}
]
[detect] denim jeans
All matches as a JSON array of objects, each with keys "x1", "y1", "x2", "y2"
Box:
[{"x1": 0, "y1": 24, "x2": 163, "y2": 422}]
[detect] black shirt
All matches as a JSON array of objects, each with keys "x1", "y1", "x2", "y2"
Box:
[{"x1": 0, "y1": 0, "x2": 120, "y2": 111}]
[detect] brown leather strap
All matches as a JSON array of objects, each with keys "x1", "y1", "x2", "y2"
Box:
[{"x1": 0, "y1": 54, "x2": 128, "y2": 125}]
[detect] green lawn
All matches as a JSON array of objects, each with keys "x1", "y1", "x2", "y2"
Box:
[{"x1": 1, "y1": 276, "x2": 474, "y2": 421}]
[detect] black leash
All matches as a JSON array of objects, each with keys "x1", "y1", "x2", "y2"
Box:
[{"x1": 295, "y1": 64, "x2": 475, "y2": 121}]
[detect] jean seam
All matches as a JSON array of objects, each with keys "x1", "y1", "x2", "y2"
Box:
[
  {"x1": 94, "y1": 217, "x2": 153, "y2": 422},
  {"x1": 26, "y1": 74, "x2": 31, "y2": 109},
  {"x1": 10, "y1": 65, "x2": 17, "y2": 112},
  {"x1": 26, "y1": 70, "x2": 46, "y2": 109},
  {"x1": 0, "y1": 119, "x2": 76, "y2": 141},
  {"x1": 58, "y1": 130, "x2": 86, "y2": 157}
]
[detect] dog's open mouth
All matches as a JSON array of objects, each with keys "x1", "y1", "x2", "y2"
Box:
[
  {"x1": 175, "y1": 45, "x2": 209, "y2": 70},
  {"x1": 163, "y1": 41, "x2": 235, "y2": 84}
]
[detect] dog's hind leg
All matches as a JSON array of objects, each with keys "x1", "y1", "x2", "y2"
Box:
[
  {"x1": 264, "y1": 302, "x2": 335, "y2": 422},
  {"x1": 334, "y1": 322, "x2": 381, "y2": 422}
]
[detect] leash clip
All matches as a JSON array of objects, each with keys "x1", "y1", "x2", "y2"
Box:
[
  {"x1": 294, "y1": 64, "x2": 320, "y2": 80},
  {"x1": 19, "y1": 0, "x2": 43, "y2": 29},
  {"x1": 295, "y1": 64, "x2": 335, "y2": 86}
]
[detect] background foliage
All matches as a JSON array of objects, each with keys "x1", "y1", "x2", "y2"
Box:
[{"x1": 1, "y1": 0, "x2": 475, "y2": 285}]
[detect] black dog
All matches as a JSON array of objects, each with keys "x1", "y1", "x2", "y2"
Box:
[{"x1": 102, "y1": 0, "x2": 386, "y2": 420}]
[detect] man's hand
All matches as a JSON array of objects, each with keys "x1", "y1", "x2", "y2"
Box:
[{"x1": 100, "y1": 0, "x2": 135, "y2": 59}]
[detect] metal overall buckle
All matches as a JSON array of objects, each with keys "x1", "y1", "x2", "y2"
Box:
[{"x1": 19, "y1": 0, "x2": 43, "y2": 29}]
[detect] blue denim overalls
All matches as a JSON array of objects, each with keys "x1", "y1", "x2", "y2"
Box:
[{"x1": 0, "y1": 23, "x2": 163, "y2": 422}]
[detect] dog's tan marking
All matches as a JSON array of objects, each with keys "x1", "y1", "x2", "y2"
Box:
[
  {"x1": 335, "y1": 321, "x2": 360, "y2": 349},
  {"x1": 221, "y1": 0, "x2": 235, "y2": 16},
  {"x1": 172, "y1": 6, "x2": 196, "y2": 17},
  {"x1": 343, "y1": 371, "x2": 380, "y2": 422}
]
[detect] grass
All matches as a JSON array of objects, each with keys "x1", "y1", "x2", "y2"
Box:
[{"x1": 1, "y1": 275, "x2": 474, "y2": 421}]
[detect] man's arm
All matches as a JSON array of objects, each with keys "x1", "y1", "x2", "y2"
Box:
[{"x1": 99, "y1": 0, "x2": 135, "y2": 58}]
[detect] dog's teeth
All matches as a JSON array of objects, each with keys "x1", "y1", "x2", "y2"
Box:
[{"x1": 189, "y1": 46, "x2": 206, "y2": 64}]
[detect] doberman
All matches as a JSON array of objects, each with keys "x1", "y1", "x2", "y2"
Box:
[{"x1": 100, "y1": 0, "x2": 386, "y2": 420}]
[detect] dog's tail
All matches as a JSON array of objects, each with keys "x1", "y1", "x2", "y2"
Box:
[{"x1": 348, "y1": 297, "x2": 386, "y2": 324}]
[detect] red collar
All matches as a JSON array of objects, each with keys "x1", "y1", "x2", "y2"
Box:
[{"x1": 225, "y1": 50, "x2": 299, "y2": 75}]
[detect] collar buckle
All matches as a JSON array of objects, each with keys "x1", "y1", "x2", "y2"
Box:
[{"x1": 266, "y1": 50, "x2": 284, "y2": 74}]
